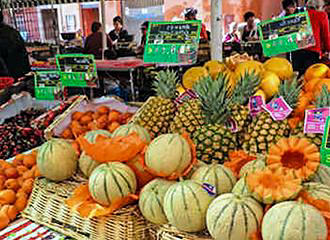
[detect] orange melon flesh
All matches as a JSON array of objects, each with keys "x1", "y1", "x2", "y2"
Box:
[
  {"x1": 267, "y1": 155, "x2": 282, "y2": 164},
  {"x1": 288, "y1": 138, "x2": 300, "y2": 149},
  {"x1": 269, "y1": 145, "x2": 283, "y2": 156},
  {"x1": 305, "y1": 152, "x2": 320, "y2": 162},
  {"x1": 304, "y1": 144, "x2": 319, "y2": 155}
]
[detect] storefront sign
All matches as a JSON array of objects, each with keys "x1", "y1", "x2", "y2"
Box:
[
  {"x1": 258, "y1": 11, "x2": 315, "y2": 57},
  {"x1": 34, "y1": 71, "x2": 62, "y2": 100},
  {"x1": 144, "y1": 20, "x2": 201, "y2": 64},
  {"x1": 321, "y1": 117, "x2": 330, "y2": 167},
  {"x1": 56, "y1": 54, "x2": 98, "y2": 87},
  {"x1": 304, "y1": 108, "x2": 330, "y2": 134}
]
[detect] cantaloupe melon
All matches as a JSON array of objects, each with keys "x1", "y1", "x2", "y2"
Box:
[
  {"x1": 112, "y1": 123, "x2": 151, "y2": 143},
  {"x1": 78, "y1": 130, "x2": 112, "y2": 177},
  {"x1": 191, "y1": 163, "x2": 236, "y2": 195},
  {"x1": 139, "y1": 178, "x2": 175, "y2": 225},
  {"x1": 235, "y1": 60, "x2": 264, "y2": 79},
  {"x1": 239, "y1": 158, "x2": 266, "y2": 178},
  {"x1": 206, "y1": 193, "x2": 263, "y2": 240},
  {"x1": 145, "y1": 134, "x2": 192, "y2": 179},
  {"x1": 163, "y1": 180, "x2": 215, "y2": 232},
  {"x1": 302, "y1": 182, "x2": 330, "y2": 202},
  {"x1": 89, "y1": 162, "x2": 137, "y2": 206},
  {"x1": 311, "y1": 164, "x2": 330, "y2": 186},
  {"x1": 37, "y1": 138, "x2": 78, "y2": 181},
  {"x1": 204, "y1": 60, "x2": 227, "y2": 80},
  {"x1": 232, "y1": 177, "x2": 251, "y2": 197},
  {"x1": 262, "y1": 201, "x2": 327, "y2": 240}
]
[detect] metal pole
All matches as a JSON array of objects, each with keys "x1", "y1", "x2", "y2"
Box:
[
  {"x1": 210, "y1": 0, "x2": 222, "y2": 61},
  {"x1": 100, "y1": 0, "x2": 106, "y2": 60}
]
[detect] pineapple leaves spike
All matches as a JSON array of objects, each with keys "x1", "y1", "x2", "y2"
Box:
[
  {"x1": 276, "y1": 75, "x2": 302, "y2": 109},
  {"x1": 313, "y1": 85, "x2": 330, "y2": 108},
  {"x1": 152, "y1": 69, "x2": 179, "y2": 100},
  {"x1": 193, "y1": 74, "x2": 232, "y2": 125},
  {"x1": 231, "y1": 70, "x2": 261, "y2": 105}
]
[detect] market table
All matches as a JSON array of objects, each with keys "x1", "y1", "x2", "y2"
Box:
[{"x1": 31, "y1": 58, "x2": 154, "y2": 101}]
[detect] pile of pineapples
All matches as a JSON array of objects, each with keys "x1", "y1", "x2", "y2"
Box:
[{"x1": 131, "y1": 62, "x2": 329, "y2": 164}]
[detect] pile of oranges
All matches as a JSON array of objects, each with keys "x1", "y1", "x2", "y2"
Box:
[
  {"x1": 61, "y1": 106, "x2": 133, "y2": 140},
  {"x1": 0, "y1": 150, "x2": 41, "y2": 229}
]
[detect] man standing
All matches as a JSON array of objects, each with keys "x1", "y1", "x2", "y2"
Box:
[
  {"x1": 0, "y1": 10, "x2": 30, "y2": 79},
  {"x1": 241, "y1": 12, "x2": 259, "y2": 42}
]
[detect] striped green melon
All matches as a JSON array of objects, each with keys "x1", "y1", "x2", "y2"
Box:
[
  {"x1": 145, "y1": 134, "x2": 192, "y2": 178},
  {"x1": 232, "y1": 177, "x2": 251, "y2": 197},
  {"x1": 89, "y1": 162, "x2": 137, "y2": 206},
  {"x1": 262, "y1": 201, "x2": 327, "y2": 240},
  {"x1": 206, "y1": 193, "x2": 263, "y2": 240},
  {"x1": 185, "y1": 161, "x2": 207, "y2": 179},
  {"x1": 37, "y1": 138, "x2": 78, "y2": 181},
  {"x1": 112, "y1": 123, "x2": 151, "y2": 143},
  {"x1": 311, "y1": 164, "x2": 330, "y2": 186},
  {"x1": 303, "y1": 182, "x2": 330, "y2": 202},
  {"x1": 239, "y1": 159, "x2": 266, "y2": 178},
  {"x1": 191, "y1": 163, "x2": 237, "y2": 195},
  {"x1": 78, "y1": 130, "x2": 112, "y2": 177},
  {"x1": 139, "y1": 178, "x2": 176, "y2": 225},
  {"x1": 163, "y1": 180, "x2": 215, "y2": 232}
]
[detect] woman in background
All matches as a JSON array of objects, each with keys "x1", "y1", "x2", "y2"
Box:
[{"x1": 224, "y1": 22, "x2": 240, "y2": 43}]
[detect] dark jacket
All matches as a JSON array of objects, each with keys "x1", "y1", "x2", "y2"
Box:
[
  {"x1": 0, "y1": 23, "x2": 30, "y2": 79},
  {"x1": 109, "y1": 29, "x2": 129, "y2": 42},
  {"x1": 84, "y1": 32, "x2": 112, "y2": 59}
]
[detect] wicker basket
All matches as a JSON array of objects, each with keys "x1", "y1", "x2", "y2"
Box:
[
  {"x1": 149, "y1": 224, "x2": 212, "y2": 240},
  {"x1": 22, "y1": 176, "x2": 150, "y2": 240}
]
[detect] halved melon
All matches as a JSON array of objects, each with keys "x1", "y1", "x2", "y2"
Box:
[
  {"x1": 246, "y1": 168, "x2": 302, "y2": 204},
  {"x1": 267, "y1": 137, "x2": 320, "y2": 181}
]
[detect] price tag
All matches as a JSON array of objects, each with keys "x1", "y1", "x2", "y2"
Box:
[
  {"x1": 304, "y1": 108, "x2": 330, "y2": 134},
  {"x1": 202, "y1": 183, "x2": 216, "y2": 197},
  {"x1": 263, "y1": 97, "x2": 292, "y2": 121},
  {"x1": 174, "y1": 89, "x2": 198, "y2": 106},
  {"x1": 249, "y1": 96, "x2": 265, "y2": 117},
  {"x1": 321, "y1": 117, "x2": 330, "y2": 167}
]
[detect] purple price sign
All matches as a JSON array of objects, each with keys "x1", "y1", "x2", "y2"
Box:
[{"x1": 304, "y1": 108, "x2": 330, "y2": 134}]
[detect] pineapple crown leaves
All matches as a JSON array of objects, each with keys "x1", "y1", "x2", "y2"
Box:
[
  {"x1": 313, "y1": 85, "x2": 330, "y2": 108},
  {"x1": 276, "y1": 75, "x2": 302, "y2": 109},
  {"x1": 152, "y1": 69, "x2": 179, "y2": 100},
  {"x1": 231, "y1": 70, "x2": 261, "y2": 105},
  {"x1": 193, "y1": 73, "x2": 232, "y2": 125}
]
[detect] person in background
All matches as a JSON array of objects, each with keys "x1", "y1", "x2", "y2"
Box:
[
  {"x1": 279, "y1": 0, "x2": 305, "y2": 17},
  {"x1": 183, "y1": 8, "x2": 209, "y2": 41},
  {"x1": 0, "y1": 10, "x2": 30, "y2": 79},
  {"x1": 224, "y1": 22, "x2": 240, "y2": 43},
  {"x1": 135, "y1": 21, "x2": 149, "y2": 57},
  {"x1": 84, "y1": 22, "x2": 114, "y2": 59},
  {"x1": 241, "y1": 12, "x2": 259, "y2": 42},
  {"x1": 291, "y1": 0, "x2": 330, "y2": 75},
  {"x1": 108, "y1": 16, "x2": 129, "y2": 43},
  {"x1": 324, "y1": 0, "x2": 330, "y2": 23}
]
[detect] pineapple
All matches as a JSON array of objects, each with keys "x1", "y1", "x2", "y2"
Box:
[
  {"x1": 131, "y1": 69, "x2": 178, "y2": 138},
  {"x1": 291, "y1": 85, "x2": 330, "y2": 148},
  {"x1": 192, "y1": 75, "x2": 237, "y2": 164},
  {"x1": 230, "y1": 71, "x2": 261, "y2": 133},
  {"x1": 169, "y1": 99, "x2": 205, "y2": 138},
  {"x1": 243, "y1": 76, "x2": 302, "y2": 154}
]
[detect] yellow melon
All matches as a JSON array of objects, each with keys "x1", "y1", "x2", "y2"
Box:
[
  {"x1": 263, "y1": 57, "x2": 293, "y2": 80},
  {"x1": 260, "y1": 71, "x2": 281, "y2": 100},
  {"x1": 304, "y1": 63, "x2": 329, "y2": 82},
  {"x1": 204, "y1": 60, "x2": 227, "y2": 80},
  {"x1": 254, "y1": 89, "x2": 267, "y2": 102},
  {"x1": 235, "y1": 60, "x2": 264, "y2": 80},
  {"x1": 182, "y1": 67, "x2": 208, "y2": 89}
]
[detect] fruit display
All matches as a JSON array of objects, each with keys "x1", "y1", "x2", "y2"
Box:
[{"x1": 0, "y1": 151, "x2": 40, "y2": 230}]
